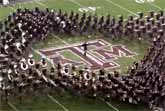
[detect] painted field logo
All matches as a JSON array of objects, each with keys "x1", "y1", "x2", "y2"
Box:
[{"x1": 40, "y1": 39, "x2": 137, "y2": 70}]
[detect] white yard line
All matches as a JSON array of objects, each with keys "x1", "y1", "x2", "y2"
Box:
[
  {"x1": 35, "y1": 0, "x2": 47, "y2": 8},
  {"x1": 8, "y1": 102, "x2": 19, "y2": 111},
  {"x1": 105, "y1": 0, "x2": 138, "y2": 16},
  {"x1": 9, "y1": 6, "x2": 16, "y2": 11},
  {"x1": 67, "y1": 0, "x2": 84, "y2": 7},
  {"x1": 149, "y1": 3, "x2": 162, "y2": 10},
  {"x1": 7, "y1": 3, "x2": 16, "y2": 12},
  {"x1": 105, "y1": 101, "x2": 119, "y2": 111},
  {"x1": 99, "y1": 98, "x2": 119, "y2": 111},
  {"x1": 47, "y1": 95, "x2": 69, "y2": 111},
  {"x1": 18, "y1": 3, "x2": 21, "y2": 9},
  {"x1": 51, "y1": 34, "x2": 69, "y2": 45}
]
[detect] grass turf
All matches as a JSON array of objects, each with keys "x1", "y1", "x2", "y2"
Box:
[{"x1": 0, "y1": 0, "x2": 164, "y2": 110}]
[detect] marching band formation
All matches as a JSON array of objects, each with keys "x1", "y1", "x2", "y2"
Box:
[{"x1": 0, "y1": 7, "x2": 165, "y2": 110}]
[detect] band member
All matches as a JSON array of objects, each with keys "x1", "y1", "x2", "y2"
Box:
[
  {"x1": 27, "y1": 54, "x2": 35, "y2": 67},
  {"x1": 0, "y1": 21, "x2": 3, "y2": 30},
  {"x1": 82, "y1": 41, "x2": 88, "y2": 57},
  {"x1": 20, "y1": 58, "x2": 28, "y2": 71}
]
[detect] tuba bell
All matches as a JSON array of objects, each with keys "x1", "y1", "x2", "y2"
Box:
[
  {"x1": 7, "y1": 69, "x2": 13, "y2": 81},
  {"x1": 83, "y1": 72, "x2": 92, "y2": 81},
  {"x1": 27, "y1": 58, "x2": 35, "y2": 66},
  {"x1": 27, "y1": 54, "x2": 35, "y2": 66},
  {"x1": 20, "y1": 59, "x2": 28, "y2": 71},
  {"x1": 40, "y1": 58, "x2": 47, "y2": 68}
]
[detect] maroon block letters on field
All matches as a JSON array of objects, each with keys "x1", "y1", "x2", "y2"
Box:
[{"x1": 40, "y1": 39, "x2": 137, "y2": 70}]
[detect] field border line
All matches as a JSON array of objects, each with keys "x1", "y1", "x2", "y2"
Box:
[
  {"x1": 99, "y1": 98, "x2": 119, "y2": 111},
  {"x1": 9, "y1": 6, "x2": 16, "y2": 11},
  {"x1": 105, "y1": 101, "x2": 119, "y2": 111},
  {"x1": 149, "y1": 3, "x2": 162, "y2": 10},
  {"x1": 18, "y1": 3, "x2": 21, "y2": 9},
  {"x1": 105, "y1": 0, "x2": 138, "y2": 16},
  {"x1": 8, "y1": 102, "x2": 19, "y2": 111},
  {"x1": 35, "y1": 0, "x2": 47, "y2": 8},
  {"x1": 47, "y1": 95, "x2": 70, "y2": 111},
  {"x1": 67, "y1": 0, "x2": 84, "y2": 8},
  {"x1": 51, "y1": 34, "x2": 70, "y2": 45}
]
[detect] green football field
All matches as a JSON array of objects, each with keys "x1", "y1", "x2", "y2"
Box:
[{"x1": 0, "y1": 0, "x2": 164, "y2": 111}]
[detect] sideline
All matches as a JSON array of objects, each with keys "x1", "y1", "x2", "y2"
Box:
[
  {"x1": 47, "y1": 95, "x2": 70, "y2": 111},
  {"x1": 8, "y1": 102, "x2": 19, "y2": 111}
]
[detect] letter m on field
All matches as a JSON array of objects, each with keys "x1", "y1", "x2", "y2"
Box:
[{"x1": 93, "y1": 45, "x2": 136, "y2": 60}]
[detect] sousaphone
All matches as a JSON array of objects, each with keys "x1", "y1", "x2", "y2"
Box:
[
  {"x1": 83, "y1": 72, "x2": 92, "y2": 81},
  {"x1": 40, "y1": 58, "x2": 47, "y2": 68},
  {"x1": 27, "y1": 54, "x2": 35, "y2": 66},
  {"x1": 20, "y1": 59, "x2": 28, "y2": 71}
]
